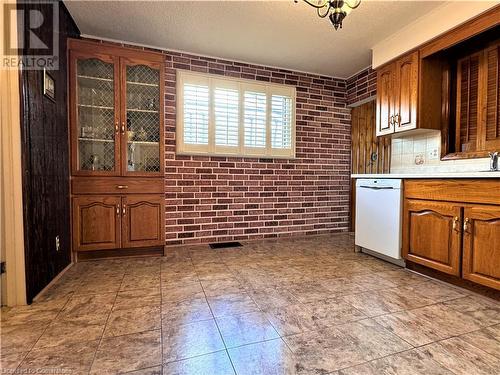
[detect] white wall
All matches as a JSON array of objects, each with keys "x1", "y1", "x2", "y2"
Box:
[{"x1": 372, "y1": 1, "x2": 498, "y2": 68}]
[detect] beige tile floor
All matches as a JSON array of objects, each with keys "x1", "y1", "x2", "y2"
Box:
[{"x1": 1, "y1": 233, "x2": 499, "y2": 374}]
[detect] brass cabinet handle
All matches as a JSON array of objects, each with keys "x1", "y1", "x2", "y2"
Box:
[
  {"x1": 463, "y1": 218, "x2": 470, "y2": 233},
  {"x1": 122, "y1": 204, "x2": 126, "y2": 215},
  {"x1": 116, "y1": 205, "x2": 120, "y2": 216},
  {"x1": 389, "y1": 115, "x2": 394, "y2": 126},
  {"x1": 121, "y1": 122, "x2": 125, "y2": 133},
  {"x1": 452, "y1": 216, "x2": 460, "y2": 232},
  {"x1": 116, "y1": 185, "x2": 128, "y2": 189},
  {"x1": 394, "y1": 113, "x2": 400, "y2": 126},
  {"x1": 115, "y1": 121, "x2": 119, "y2": 134}
]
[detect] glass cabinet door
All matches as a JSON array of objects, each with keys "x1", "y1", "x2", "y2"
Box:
[
  {"x1": 74, "y1": 55, "x2": 119, "y2": 174},
  {"x1": 122, "y1": 60, "x2": 162, "y2": 175}
]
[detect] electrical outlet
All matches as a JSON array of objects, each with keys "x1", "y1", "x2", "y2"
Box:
[
  {"x1": 428, "y1": 148, "x2": 439, "y2": 160},
  {"x1": 55, "y1": 235, "x2": 60, "y2": 252}
]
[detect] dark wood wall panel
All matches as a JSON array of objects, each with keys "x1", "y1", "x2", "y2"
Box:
[
  {"x1": 351, "y1": 101, "x2": 391, "y2": 175},
  {"x1": 349, "y1": 100, "x2": 391, "y2": 230},
  {"x1": 19, "y1": 0, "x2": 79, "y2": 302}
]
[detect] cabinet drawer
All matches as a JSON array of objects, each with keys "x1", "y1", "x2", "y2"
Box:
[{"x1": 72, "y1": 177, "x2": 163, "y2": 194}]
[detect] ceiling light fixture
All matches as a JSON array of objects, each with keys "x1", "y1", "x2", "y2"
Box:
[{"x1": 296, "y1": 0, "x2": 361, "y2": 30}]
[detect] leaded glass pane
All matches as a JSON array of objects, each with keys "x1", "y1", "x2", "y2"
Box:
[
  {"x1": 126, "y1": 64, "x2": 160, "y2": 173},
  {"x1": 76, "y1": 58, "x2": 115, "y2": 171}
]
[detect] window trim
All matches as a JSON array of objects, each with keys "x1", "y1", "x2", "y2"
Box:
[{"x1": 176, "y1": 70, "x2": 296, "y2": 159}]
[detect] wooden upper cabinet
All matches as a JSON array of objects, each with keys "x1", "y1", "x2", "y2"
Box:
[
  {"x1": 72, "y1": 196, "x2": 121, "y2": 251},
  {"x1": 402, "y1": 199, "x2": 462, "y2": 276},
  {"x1": 122, "y1": 195, "x2": 164, "y2": 248},
  {"x1": 394, "y1": 52, "x2": 419, "y2": 132},
  {"x1": 462, "y1": 205, "x2": 500, "y2": 290},
  {"x1": 69, "y1": 39, "x2": 164, "y2": 177},
  {"x1": 376, "y1": 63, "x2": 395, "y2": 136},
  {"x1": 376, "y1": 52, "x2": 419, "y2": 136}
]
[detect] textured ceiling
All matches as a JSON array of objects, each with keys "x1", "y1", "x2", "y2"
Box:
[{"x1": 64, "y1": 0, "x2": 446, "y2": 78}]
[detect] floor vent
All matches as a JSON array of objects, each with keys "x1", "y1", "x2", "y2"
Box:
[{"x1": 209, "y1": 242, "x2": 243, "y2": 249}]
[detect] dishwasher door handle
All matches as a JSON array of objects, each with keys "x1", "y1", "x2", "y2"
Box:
[{"x1": 358, "y1": 185, "x2": 394, "y2": 190}]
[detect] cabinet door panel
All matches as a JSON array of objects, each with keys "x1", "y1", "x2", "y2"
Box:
[
  {"x1": 403, "y1": 199, "x2": 462, "y2": 276},
  {"x1": 122, "y1": 195, "x2": 164, "y2": 248},
  {"x1": 70, "y1": 51, "x2": 121, "y2": 176},
  {"x1": 73, "y1": 196, "x2": 121, "y2": 251},
  {"x1": 376, "y1": 63, "x2": 395, "y2": 136},
  {"x1": 484, "y1": 43, "x2": 500, "y2": 150},
  {"x1": 120, "y1": 58, "x2": 164, "y2": 177},
  {"x1": 462, "y1": 205, "x2": 500, "y2": 290},
  {"x1": 395, "y1": 52, "x2": 419, "y2": 132}
]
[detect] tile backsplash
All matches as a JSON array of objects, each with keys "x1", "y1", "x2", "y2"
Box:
[{"x1": 390, "y1": 130, "x2": 491, "y2": 173}]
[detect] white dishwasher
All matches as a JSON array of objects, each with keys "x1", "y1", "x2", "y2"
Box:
[{"x1": 355, "y1": 178, "x2": 405, "y2": 266}]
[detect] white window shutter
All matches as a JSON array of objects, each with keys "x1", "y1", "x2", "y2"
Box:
[
  {"x1": 214, "y1": 87, "x2": 239, "y2": 147},
  {"x1": 271, "y1": 95, "x2": 292, "y2": 149},
  {"x1": 244, "y1": 91, "x2": 267, "y2": 148},
  {"x1": 177, "y1": 70, "x2": 295, "y2": 158},
  {"x1": 183, "y1": 83, "x2": 209, "y2": 145}
]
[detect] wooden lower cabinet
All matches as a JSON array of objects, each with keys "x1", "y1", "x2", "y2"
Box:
[
  {"x1": 72, "y1": 196, "x2": 121, "y2": 251},
  {"x1": 122, "y1": 195, "x2": 164, "y2": 248},
  {"x1": 462, "y1": 205, "x2": 500, "y2": 290},
  {"x1": 73, "y1": 194, "x2": 164, "y2": 252},
  {"x1": 403, "y1": 179, "x2": 500, "y2": 290},
  {"x1": 403, "y1": 199, "x2": 462, "y2": 276}
]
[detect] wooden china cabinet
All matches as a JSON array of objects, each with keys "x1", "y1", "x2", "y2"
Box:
[{"x1": 68, "y1": 39, "x2": 164, "y2": 256}]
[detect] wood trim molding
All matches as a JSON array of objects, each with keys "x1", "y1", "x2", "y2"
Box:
[
  {"x1": 375, "y1": 5, "x2": 500, "y2": 70},
  {"x1": 0, "y1": 8, "x2": 27, "y2": 306},
  {"x1": 68, "y1": 38, "x2": 165, "y2": 62},
  {"x1": 420, "y1": 5, "x2": 500, "y2": 58}
]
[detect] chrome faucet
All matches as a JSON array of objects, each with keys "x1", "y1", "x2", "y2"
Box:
[{"x1": 489, "y1": 152, "x2": 499, "y2": 171}]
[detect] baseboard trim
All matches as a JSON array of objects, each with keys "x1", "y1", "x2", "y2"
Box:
[
  {"x1": 76, "y1": 246, "x2": 163, "y2": 261},
  {"x1": 32, "y1": 262, "x2": 73, "y2": 303}
]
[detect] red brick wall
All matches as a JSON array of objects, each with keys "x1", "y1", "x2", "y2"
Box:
[
  {"x1": 165, "y1": 52, "x2": 354, "y2": 245},
  {"x1": 86, "y1": 39, "x2": 352, "y2": 246},
  {"x1": 346, "y1": 66, "x2": 377, "y2": 106}
]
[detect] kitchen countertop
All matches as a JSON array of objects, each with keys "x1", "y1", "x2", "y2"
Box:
[{"x1": 351, "y1": 172, "x2": 500, "y2": 179}]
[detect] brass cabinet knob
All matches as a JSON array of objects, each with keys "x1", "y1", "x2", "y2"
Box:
[
  {"x1": 116, "y1": 185, "x2": 128, "y2": 189},
  {"x1": 452, "y1": 216, "x2": 460, "y2": 232}
]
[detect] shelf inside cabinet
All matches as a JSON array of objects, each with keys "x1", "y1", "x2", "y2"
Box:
[
  {"x1": 79, "y1": 137, "x2": 114, "y2": 143},
  {"x1": 126, "y1": 81, "x2": 159, "y2": 87},
  {"x1": 127, "y1": 140, "x2": 158, "y2": 146},
  {"x1": 77, "y1": 75, "x2": 113, "y2": 82},
  {"x1": 127, "y1": 108, "x2": 159, "y2": 114},
  {"x1": 78, "y1": 104, "x2": 114, "y2": 110}
]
